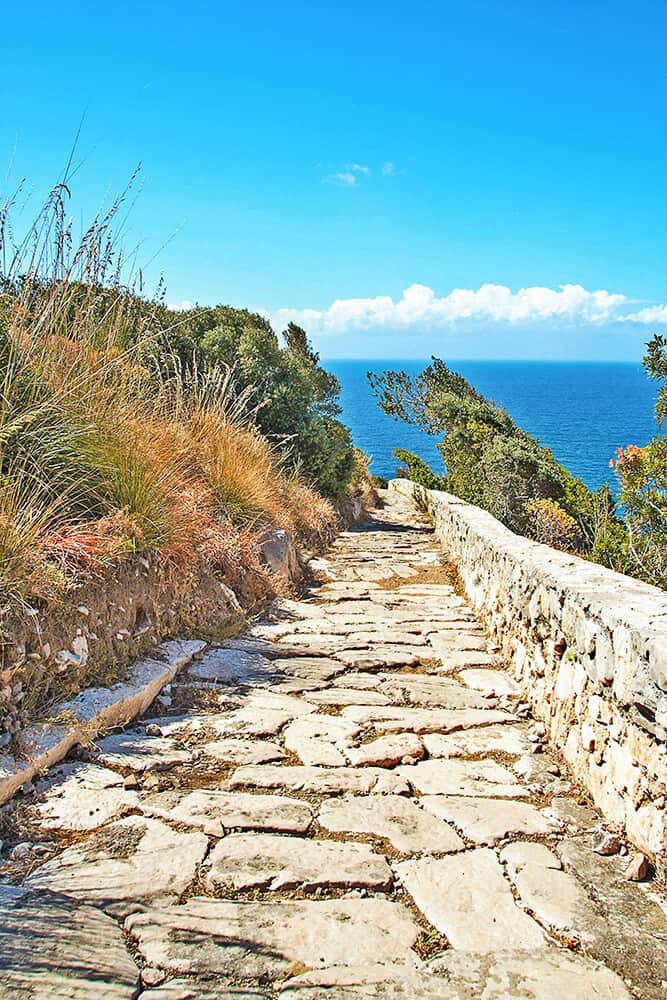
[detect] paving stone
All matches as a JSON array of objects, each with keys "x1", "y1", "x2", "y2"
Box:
[
  {"x1": 318, "y1": 795, "x2": 465, "y2": 854},
  {"x1": 346, "y1": 630, "x2": 429, "y2": 646},
  {"x1": 207, "y1": 832, "x2": 393, "y2": 891},
  {"x1": 428, "y1": 950, "x2": 633, "y2": 999},
  {"x1": 92, "y1": 730, "x2": 192, "y2": 772},
  {"x1": 228, "y1": 764, "x2": 410, "y2": 795},
  {"x1": 500, "y1": 841, "x2": 605, "y2": 942},
  {"x1": 458, "y1": 668, "x2": 521, "y2": 697},
  {"x1": 284, "y1": 716, "x2": 361, "y2": 766},
  {"x1": 125, "y1": 897, "x2": 420, "y2": 980},
  {"x1": 30, "y1": 761, "x2": 139, "y2": 830},
  {"x1": 0, "y1": 884, "x2": 138, "y2": 998},
  {"x1": 542, "y1": 796, "x2": 601, "y2": 832},
  {"x1": 341, "y1": 705, "x2": 514, "y2": 734},
  {"x1": 335, "y1": 648, "x2": 424, "y2": 669},
  {"x1": 395, "y1": 849, "x2": 545, "y2": 950},
  {"x1": 305, "y1": 687, "x2": 390, "y2": 706},
  {"x1": 379, "y1": 675, "x2": 491, "y2": 710},
  {"x1": 346, "y1": 733, "x2": 425, "y2": 767},
  {"x1": 199, "y1": 738, "x2": 286, "y2": 765},
  {"x1": 557, "y1": 837, "x2": 667, "y2": 999},
  {"x1": 332, "y1": 671, "x2": 383, "y2": 689},
  {"x1": 187, "y1": 649, "x2": 276, "y2": 684},
  {"x1": 421, "y1": 796, "x2": 560, "y2": 844},
  {"x1": 26, "y1": 815, "x2": 208, "y2": 915},
  {"x1": 140, "y1": 789, "x2": 313, "y2": 835},
  {"x1": 138, "y1": 982, "x2": 268, "y2": 999},
  {"x1": 422, "y1": 724, "x2": 530, "y2": 758},
  {"x1": 271, "y1": 656, "x2": 347, "y2": 679},
  {"x1": 397, "y1": 758, "x2": 529, "y2": 797},
  {"x1": 279, "y1": 964, "x2": 463, "y2": 998}
]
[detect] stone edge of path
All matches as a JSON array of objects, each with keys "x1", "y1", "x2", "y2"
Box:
[{"x1": 0, "y1": 638, "x2": 207, "y2": 805}]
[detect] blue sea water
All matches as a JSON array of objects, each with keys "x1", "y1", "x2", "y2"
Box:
[{"x1": 325, "y1": 360, "x2": 660, "y2": 494}]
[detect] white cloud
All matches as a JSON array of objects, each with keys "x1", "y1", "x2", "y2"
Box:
[
  {"x1": 270, "y1": 282, "x2": 667, "y2": 335},
  {"x1": 168, "y1": 299, "x2": 195, "y2": 311},
  {"x1": 381, "y1": 161, "x2": 395, "y2": 176},
  {"x1": 324, "y1": 171, "x2": 358, "y2": 186},
  {"x1": 621, "y1": 304, "x2": 667, "y2": 324},
  {"x1": 350, "y1": 163, "x2": 370, "y2": 175}
]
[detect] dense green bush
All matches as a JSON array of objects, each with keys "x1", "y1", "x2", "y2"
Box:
[
  {"x1": 369, "y1": 357, "x2": 625, "y2": 568},
  {"x1": 149, "y1": 309, "x2": 356, "y2": 500}
]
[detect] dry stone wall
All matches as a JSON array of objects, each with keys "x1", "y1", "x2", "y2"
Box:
[{"x1": 390, "y1": 479, "x2": 667, "y2": 876}]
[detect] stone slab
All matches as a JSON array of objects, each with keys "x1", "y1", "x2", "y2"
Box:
[
  {"x1": 140, "y1": 788, "x2": 313, "y2": 835},
  {"x1": 421, "y1": 796, "x2": 560, "y2": 844},
  {"x1": 187, "y1": 649, "x2": 276, "y2": 684},
  {"x1": 228, "y1": 765, "x2": 410, "y2": 795},
  {"x1": 279, "y1": 964, "x2": 463, "y2": 998},
  {"x1": 378, "y1": 675, "x2": 491, "y2": 710},
  {"x1": 138, "y1": 982, "x2": 268, "y2": 999},
  {"x1": 30, "y1": 761, "x2": 139, "y2": 830},
  {"x1": 318, "y1": 795, "x2": 465, "y2": 854},
  {"x1": 125, "y1": 897, "x2": 420, "y2": 980},
  {"x1": 398, "y1": 759, "x2": 529, "y2": 797},
  {"x1": 423, "y1": 725, "x2": 530, "y2": 759},
  {"x1": 395, "y1": 849, "x2": 545, "y2": 950},
  {"x1": 199, "y1": 738, "x2": 285, "y2": 765},
  {"x1": 341, "y1": 706, "x2": 514, "y2": 734},
  {"x1": 284, "y1": 716, "x2": 361, "y2": 766},
  {"x1": 346, "y1": 733, "x2": 424, "y2": 768},
  {"x1": 0, "y1": 884, "x2": 138, "y2": 998},
  {"x1": 207, "y1": 832, "x2": 393, "y2": 891},
  {"x1": 93, "y1": 730, "x2": 192, "y2": 772},
  {"x1": 26, "y1": 815, "x2": 207, "y2": 915},
  {"x1": 305, "y1": 688, "x2": 390, "y2": 706},
  {"x1": 458, "y1": 668, "x2": 521, "y2": 697},
  {"x1": 500, "y1": 841, "x2": 604, "y2": 942},
  {"x1": 428, "y1": 949, "x2": 633, "y2": 1000}
]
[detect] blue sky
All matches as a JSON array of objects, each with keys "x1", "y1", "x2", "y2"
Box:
[{"x1": 2, "y1": 0, "x2": 666, "y2": 359}]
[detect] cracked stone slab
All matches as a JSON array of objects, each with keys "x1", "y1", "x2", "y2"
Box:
[
  {"x1": 283, "y1": 715, "x2": 361, "y2": 766},
  {"x1": 0, "y1": 884, "x2": 138, "y2": 999},
  {"x1": 268, "y1": 656, "x2": 348, "y2": 680},
  {"x1": 29, "y1": 761, "x2": 139, "y2": 830},
  {"x1": 458, "y1": 668, "x2": 521, "y2": 697},
  {"x1": 332, "y1": 672, "x2": 383, "y2": 689},
  {"x1": 26, "y1": 815, "x2": 208, "y2": 915},
  {"x1": 341, "y1": 705, "x2": 514, "y2": 734},
  {"x1": 140, "y1": 789, "x2": 313, "y2": 835},
  {"x1": 500, "y1": 842, "x2": 605, "y2": 942},
  {"x1": 428, "y1": 949, "x2": 633, "y2": 999},
  {"x1": 346, "y1": 733, "x2": 425, "y2": 767},
  {"x1": 423, "y1": 724, "x2": 530, "y2": 759},
  {"x1": 199, "y1": 738, "x2": 286, "y2": 765},
  {"x1": 318, "y1": 795, "x2": 465, "y2": 854},
  {"x1": 421, "y1": 796, "x2": 560, "y2": 844},
  {"x1": 228, "y1": 764, "x2": 410, "y2": 795},
  {"x1": 395, "y1": 849, "x2": 545, "y2": 950},
  {"x1": 206, "y1": 832, "x2": 393, "y2": 891},
  {"x1": 92, "y1": 730, "x2": 192, "y2": 772},
  {"x1": 398, "y1": 758, "x2": 529, "y2": 797},
  {"x1": 125, "y1": 897, "x2": 421, "y2": 980}
]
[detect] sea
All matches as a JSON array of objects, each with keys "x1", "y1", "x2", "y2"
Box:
[{"x1": 325, "y1": 360, "x2": 660, "y2": 494}]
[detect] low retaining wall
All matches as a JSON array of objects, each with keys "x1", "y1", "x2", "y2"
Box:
[{"x1": 390, "y1": 479, "x2": 667, "y2": 876}]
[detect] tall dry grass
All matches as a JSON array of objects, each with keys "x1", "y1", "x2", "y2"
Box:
[{"x1": 0, "y1": 178, "x2": 337, "y2": 604}]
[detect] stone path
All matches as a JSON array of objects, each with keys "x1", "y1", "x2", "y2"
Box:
[{"x1": 2, "y1": 490, "x2": 667, "y2": 998}]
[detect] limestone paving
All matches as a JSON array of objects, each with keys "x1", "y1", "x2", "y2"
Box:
[{"x1": 0, "y1": 489, "x2": 663, "y2": 998}]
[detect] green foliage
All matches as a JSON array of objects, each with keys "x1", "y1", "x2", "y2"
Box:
[
  {"x1": 369, "y1": 357, "x2": 631, "y2": 567},
  {"x1": 611, "y1": 337, "x2": 667, "y2": 587},
  {"x1": 393, "y1": 448, "x2": 445, "y2": 490},
  {"x1": 149, "y1": 308, "x2": 355, "y2": 499}
]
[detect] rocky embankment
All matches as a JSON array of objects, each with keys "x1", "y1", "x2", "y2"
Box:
[{"x1": 0, "y1": 489, "x2": 665, "y2": 999}]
